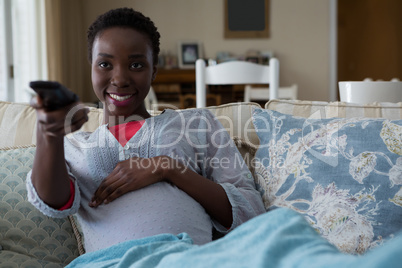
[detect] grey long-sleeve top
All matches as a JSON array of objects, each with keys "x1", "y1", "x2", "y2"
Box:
[{"x1": 27, "y1": 109, "x2": 265, "y2": 252}]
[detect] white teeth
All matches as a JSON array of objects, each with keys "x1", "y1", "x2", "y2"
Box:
[{"x1": 109, "y1": 94, "x2": 132, "y2": 101}]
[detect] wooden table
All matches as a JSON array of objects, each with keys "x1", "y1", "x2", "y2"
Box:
[
  {"x1": 152, "y1": 68, "x2": 195, "y2": 108},
  {"x1": 153, "y1": 68, "x2": 195, "y2": 84},
  {"x1": 151, "y1": 68, "x2": 244, "y2": 108}
]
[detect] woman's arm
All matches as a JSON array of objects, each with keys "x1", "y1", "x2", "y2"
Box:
[
  {"x1": 32, "y1": 130, "x2": 71, "y2": 208},
  {"x1": 30, "y1": 97, "x2": 89, "y2": 208}
]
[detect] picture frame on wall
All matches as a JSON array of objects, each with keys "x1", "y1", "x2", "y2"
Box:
[
  {"x1": 178, "y1": 41, "x2": 203, "y2": 69},
  {"x1": 225, "y1": 0, "x2": 269, "y2": 38}
]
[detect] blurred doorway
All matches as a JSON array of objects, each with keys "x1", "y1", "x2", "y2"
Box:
[{"x1": 338, "y1": 0, "x2": 402, "y2": 83}]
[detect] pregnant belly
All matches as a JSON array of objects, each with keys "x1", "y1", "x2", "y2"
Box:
[{"x1": 79, "y1": 182, "x2": 212, "y2": 252}]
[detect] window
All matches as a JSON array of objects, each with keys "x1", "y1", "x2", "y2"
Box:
[
  {"x1": 0, "y1": 0, "x2": 12, "y2": 101},
  {"x1": 0, "y1": 0, "x2": 47, "y2": 103}
]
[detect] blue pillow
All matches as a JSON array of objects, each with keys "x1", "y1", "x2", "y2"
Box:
[{"x1": 252, "y1": 108, "x2": 402, "y2": 254}]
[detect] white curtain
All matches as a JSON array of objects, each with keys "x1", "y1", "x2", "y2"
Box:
[
  {"x1": 0, "y1": 0, "x2": 47, "y2": 103},
  {"x1": 0, "y1": 0, "x2": 13, "y2": 101},
  {"x1": 1, "y1": 0, "x2": 95, "y2": 103}
]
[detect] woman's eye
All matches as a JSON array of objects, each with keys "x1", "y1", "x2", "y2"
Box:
[
  {"x1": 98, "y1": 62, "x2": 110, "y2": 68},
  {"x1": 130, "y1": 62, "x2": 143, "y2": 69}
]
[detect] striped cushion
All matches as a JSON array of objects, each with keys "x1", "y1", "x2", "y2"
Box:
[
  {"x1": 266, "y1": 99, "x2": 402, "y2": 119},
  {"x1": 0, "y1": 102, "x2": 37, "y2": 148},
  {"x1": 0, "y1": 102, "x2": 103, "y2": 149},
  {"x1": 200, "y1": 102, "x2": 262, "y2": 146}
]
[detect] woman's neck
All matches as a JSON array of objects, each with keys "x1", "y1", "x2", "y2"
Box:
[{"x1": 103, "y1": 109, "x2": 151, "y2": 127}]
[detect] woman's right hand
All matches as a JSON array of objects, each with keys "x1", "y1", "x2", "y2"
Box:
[
  {"x1": 30, "y1": 96, "x2": 89, "y2": 138},
  {"x1": 30, "y1": 95, "x2": 89, "y2": 208}
]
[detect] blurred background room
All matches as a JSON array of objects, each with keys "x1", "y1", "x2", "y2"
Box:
[{"x1": 0, "y1": 0, "x2": 401, "y2": 107}]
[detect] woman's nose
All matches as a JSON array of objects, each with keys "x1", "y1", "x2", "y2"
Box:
[{"x1": 110, "y1": 68, "x2": 130, "y2": 88}]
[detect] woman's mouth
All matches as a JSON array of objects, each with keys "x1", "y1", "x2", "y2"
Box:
[
  {"x1": 109, "y1": 93, "x2": 133, "y2": 101},
  {"x1": 107, "y1": 93, "x2": 135, "y2": 106}
]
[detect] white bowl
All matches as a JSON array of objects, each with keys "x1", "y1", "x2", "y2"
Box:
[{"x1": 339, "y1": 81, "x2": 402, "y2": 104}]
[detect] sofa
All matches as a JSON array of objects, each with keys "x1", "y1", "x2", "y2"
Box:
[{"x1": 0, "y1": 99, "x2": 401, "y2": 267}]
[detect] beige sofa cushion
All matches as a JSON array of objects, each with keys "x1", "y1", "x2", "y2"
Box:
[
  {"x1": 266, "y1": 99, "x2": 402, "y2": 119},
  {"x1": 198, "y1": 102, "x2": 261, "y2": 146},
  {"x1": 0, "y1": 102, "x2": 37, "y2": 148},
  {"x1": 0, "y1": 102, "x2": 104, "y2": 149}
]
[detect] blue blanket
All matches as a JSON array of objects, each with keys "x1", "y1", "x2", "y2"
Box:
[{"x1": 67, "y1": 208, "x2": 402, "y2": 268}]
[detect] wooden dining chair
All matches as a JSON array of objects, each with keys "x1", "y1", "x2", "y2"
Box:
[
  {"x1": 195, "y1": 58, "x2": 279, "y2": 108},
  {"x1": 243, "y1": 84, "x2": 298, "y2": 102},
  {"x1": 144, "y1": 86, "x2": 158, "y2": 110}
]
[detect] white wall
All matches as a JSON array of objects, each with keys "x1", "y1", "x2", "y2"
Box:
[{"x1": 82, "y1": 0, "x2": 331, "y2": 101}]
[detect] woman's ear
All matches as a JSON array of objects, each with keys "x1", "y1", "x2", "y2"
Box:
[{"x1": 151, "y1": 66, "x2": 158, "y2": 82}]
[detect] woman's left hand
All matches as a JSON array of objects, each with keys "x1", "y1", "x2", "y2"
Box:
[
  {"x1": 89, "y1": 156, "x2": 174, "y2": 207},
  {"x1": 89, "y1": 154, "x2": 233, "y2": 228}
]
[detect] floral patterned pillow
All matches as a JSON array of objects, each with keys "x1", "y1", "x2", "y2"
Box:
[{"x1": 252, "y1": 108, "x2": 402, "y2": 255}]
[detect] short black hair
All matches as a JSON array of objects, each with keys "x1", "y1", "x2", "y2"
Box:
[{"x1": 87, "y1": 7, "x2": 160, "y2": 65}]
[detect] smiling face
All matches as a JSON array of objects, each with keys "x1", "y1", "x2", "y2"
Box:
[{"x1": 91, "y1": 27, "x2": 157, "y2": 125}]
